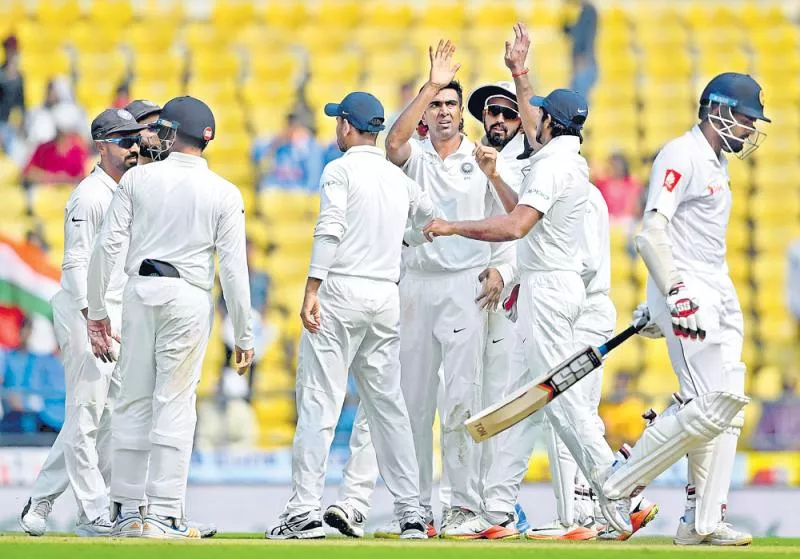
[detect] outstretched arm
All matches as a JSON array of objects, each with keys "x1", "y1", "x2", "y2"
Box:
[
  {"x1": 423, "y1": 204, "x2": 542, "y2": 243},
  {"x1": 385, "y1": 39, "x2": 462, "y2": 166},
  {"x1": 505, "y1": 23, "x2": 540, "y2": 149}
]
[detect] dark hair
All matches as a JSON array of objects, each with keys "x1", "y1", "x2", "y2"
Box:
[
  {"x1": 541, "y1": 108, "x2": 583, "y2": 143},
  {"x1": 419, "y1": 80, "x2": 463, "y2": 105}
]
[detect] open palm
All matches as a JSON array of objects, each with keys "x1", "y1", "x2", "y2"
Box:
[
  {"x1": 504, "y1": 23, "x2": 531, "y2": 73},
  {"x1": 429, "y1": 39, "x2": 462, "y2": 86}
]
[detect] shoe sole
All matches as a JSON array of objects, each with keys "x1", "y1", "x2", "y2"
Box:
[
  {"x1": 674, "y1": 536, "x2": 753, "y2": 546},
  {"x1": 484, "y1": 526, "x2": 521, "y2": 540},
  {"x1": 400, "y1": 530, "x2": 427, "y2": 539},
  {"x1": 526, "y1": 526, "x2": 597, "y2": 541},
  {"x1": 111, "y1": 519, "x2": 143, "y2": 538},
  {"x1": 374, "y1": 533, "x2": 401, "y2": 539},
  {"x1": 265, "y1": 528, "x2": 326, "y2": 540},
  {"x1": 323, "y1": 508, "x2": 364, "y2": 538}
]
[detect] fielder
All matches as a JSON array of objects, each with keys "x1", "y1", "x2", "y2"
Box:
[
  {"x1": 424, "y1": 88, "x2": 634, "y2": 537},
  {"x1": 86, "y1": 96, "x2": 254, "y2": 539},
  {"x1": 267, "y1": 92, "x2": 433, "y2": 540},
  {"x1": 601, "y1": 73, "x2": 767, "y2": 546},
  {"x1": 124, "y1": 99, "x2": 162, "y2": 165},
  {"x1": 20, "y1": 109, "x2": 144, "y2": 537}
]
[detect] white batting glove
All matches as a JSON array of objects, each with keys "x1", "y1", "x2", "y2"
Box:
[
  {"x1": 502, "y1": 284, "x2": 520, "y2": 323},
  {"x1": 633, "y1": 303, "x2": 663, "y2": 339},
  {"x1": 666, "y1": 282, "x2": 706, "y2": 341}
]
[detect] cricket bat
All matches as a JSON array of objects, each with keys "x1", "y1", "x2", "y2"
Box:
[{"x1": 465, "y1": 316, "x2": 649, "y2": 443}]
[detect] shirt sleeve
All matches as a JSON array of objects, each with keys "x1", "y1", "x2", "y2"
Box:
[
  {"x1": 644, "y1": 143, "x2": 693, "y2": 222},
  {"x1": 216, "y1": 187, "x2": 253, "y2": 350},
  {"x1": 61, "y1": 190, "x2": 104, "y2": 309},
  {"x1": 87, "y1": 173, "x2": 134, "y2": 320},
  {"x1": 518, "y1": 160, "x2": 559, "y2": 215},
  {"x1": 406, "y1": 175, "x2": 436, "y2": 231},
  {"x1": 400, "y1": 138, "x2": 424, "y2": 174},
  {"x1": 314, "y1": 162, "x2": 349, "y2": 241}
]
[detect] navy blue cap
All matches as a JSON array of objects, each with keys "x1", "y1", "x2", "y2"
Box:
[
  {"x1": 91, "y1": 108, "x2": 146, "y2": 140},
  {"x1": 530, "y1": 89, "x2": 588, "y2": 130},
  {"x1": 160, "y1": 96, "x2": 216, "y2": 142},
  {"x1": 700, "y1": 72, "x2": 770, "y2": 123},
  {"x1": 324, "y1": 92, "x2": 385, "y2": 133}
]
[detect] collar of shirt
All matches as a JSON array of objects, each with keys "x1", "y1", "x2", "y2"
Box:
[
  {"x1": 166, "y1": 151, "x2": 209, "y2": 168},
  {"x1": 343, "y1": 145, "x2": 384, "y2": 157},
  {"x1": 422, "y1": 134, "x2": 474, "y2": 161},
  {"x1": 529, "y1": 135, "x2": 581, "y2": 164},
  {"x1": 690, "y1": 124, "x2": 726, "y2": 166},
  {"x1": 91, "y1": 165, "x2": 118, "y2": 193}
]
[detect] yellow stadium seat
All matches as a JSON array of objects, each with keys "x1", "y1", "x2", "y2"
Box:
[
  {"x1": 15, "y1": 22, "x2": 65, "y2": 55},
  {"x1": 364, "y1": 50, "x2": 418, "y2": 83},
  {"x1": 258, "y1": 191, "x2": 317, "y2": 223},
  {"x1": 314, "y1": 0, "x2": 362, "y2": 29},
  {"x1": 241, "y1": 81, "x2": 295, "y2": 115},
  {"x1": 305, "y1": 80, "x2": 356, "y2": 112},
  {"x1": 641, "y1": 51, "x2": 692, "y2": 79},
  {"x1": 468, "y1": 1, "x2": 518, "y2": 28},
  {"x1": 258, "y1": 423, "x2": 295, "y2": 450},
  {"x1": 727, "y1": 251, "x2": 749, "y2": 284},
  {"x1": 254, "y1": 396, "x2": 295, "y2": 424},
  {"x1": 752, "y1": 253, "x2": 786, "y2": 289},
  {"x1": 75, "y1": 80, "x2": 118, "y2": 114},
  {"x1": 353, "y1": 26, "x2": 407, "y2": 50},
  {"x1": 751, "y1": 24, "x2": 800, "y2": 55},
  {"x1": 361, "y1": 2, "x2": 413, "y2": 29},
  {"x1": 248, "y1": 52, "x2": 303, "y2": 84},
  {"x1": 754, "y1": 288, "x2": 787, "y2": 318},
  {"x1": 419, "y1": 1, "x2": 465, "y2": 29},
  {"x1": 0, "y1": 216, "x2": 36, "y2": 242},
  {"x1": 409, "y1": 28, "x2": 466, "y2": 59},
  {"x1": 42, "y1": 219, "x2": 65, "y2": 251},
  {"x1": 0, "y1": 0, "x2": 26, "y2": 28},
  {"x1": 185, "y1": 79, "x2": 238, "y2": 106},
  {"x1": 297, "y1": 25, "x2": 351, "y2": 53},
  {"x1": 183, "y1": 22, "x2": 233, "y2": 53},
  {"x1": 234, "y1": 24, "x2": 292, "y2": 52},
  {"x1": 256, "y1": 0, "x2": 307, "y2": 29},
  {"x1": 637, "y1": 23, "x2": 688, "y2": 51},
  {"x1": 74, "y1": 50, "x2": 128, "y2": 83},
  {"x1": 697, "y1": 49, "x2": 751, "y2": 78},
  {"x1": 35, "y1": 0, "x2": 81, "y2": 26},
  {"x1": 126, "y1": 22, "x2": 176, "y2": 54},
  {"x1": 31, "y1": 185, "x2": 73, "y2": 221},
  {"x1": 751, "y1": 193, "x2": 800, "y2": 222},
  {"x1": 132, "y1": 52, "x2": 184, "y2": 83},
  {"x1": 211, "y1": 0, "x2": 257, "y2": 31},
  {"x1": 0, "y1": 186, "x2": 27, "y2": 219},
  {"x1": 270, "y1": 223, "x2": 316, "y2": 252},
  {"x1": 189, "y1": 49, "x2": 241, "y2": 81},
  {"x1": 636, "y1": 365, "x2": 680, "y2": 398},
  {"x1": 751, "y1": 366, "x2": 783, "y2": 401},
  {"x1": 130, "y1": 79, "x2": 183, "y2": 104},
  {"x1": 88, "y1": 0, "x2": 134, "y2": 28},
  {"x1": 308, "y1": 52, "x2": 361, "y2": 83},
  {"x1": 19, "y1": 50, "x2": 71, "y2": 82},
  {"x1": 136, "y1": 0, "x2": 185, "y2": 23}
]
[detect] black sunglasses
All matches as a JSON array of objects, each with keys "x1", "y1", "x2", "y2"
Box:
[
  {"x1": 98, "y1": 135, "x2": 140, "y2": 149},
  {"x1": 487, "y1": 105, "x2": 519, "y2": 120}
]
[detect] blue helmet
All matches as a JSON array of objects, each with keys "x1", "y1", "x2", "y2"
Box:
[{"x1": 699, "y1": 72, "x2": 770, "y2": 122}]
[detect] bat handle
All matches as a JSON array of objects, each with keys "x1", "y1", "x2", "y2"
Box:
[{"x1": 597, "y1": 316, "x2": 648, "y2": 357}]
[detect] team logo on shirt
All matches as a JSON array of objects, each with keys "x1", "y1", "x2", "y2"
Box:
[
  {"x1": 521, "y1": 164, "x2": 532, "y2": 177},
  {"x1": 706, "y1": 183, "x2": 724, "y2": 196},
  {"x1": 460, "y1": 162, "x2": 475, "y2": 175},
  {"x1": 662, "y1": 169, "x2": 682, "y2": 192}
]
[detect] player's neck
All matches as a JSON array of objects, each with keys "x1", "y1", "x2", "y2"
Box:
[
  {"x1": 698, "y1": 121, "x2": 724, "y2": 157},
  {"x1": 431, "y1": 133, "x2": 462, "y2": 159},
  {"x1": 98, "y1": 161, "x2": 123, "y2": 183}
]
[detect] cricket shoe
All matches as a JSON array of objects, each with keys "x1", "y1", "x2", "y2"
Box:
[
  {"x1": 110, "y1": 503, "x2": 145, "y2": 538},
  {"x1": 674, "y1": 517, "x2": 752, "y2": 546},
  {"x1": 526, "y1": 518, "x2": 597, "y2": 541},
  {"x1": 374, "y1": 516, "x2": 437, "y2": 538},
  {"x1": 75, "y1": 515, "x2": 113, "y2": 537},
  {"x1": 20, "y1": 498, "x2": 53, "y2": 536},
  {"x1": 324, "y1": 503, "x2": 366, "y2": 538},
  {"x1": 440, "y1": 509, "x2": 519, "y2": 540},
  {"x1": 266, "y1": 511, "x2": 326, "y2": 540},
  {"x1": 187, "y1": 519, "x2": 217, "y2": 538},
  {"x1": 441, "y1": 506, "x2": 453, "y2": 531},
  {"x1": 399, "y1": 512, "x2": 428, "y2": 539},
  {"x1": 597, "y1": 497, "x2": 659, "y2": 540},
  {"x1": 142, "y1": 514, "x2": 201, "y2": 539}
]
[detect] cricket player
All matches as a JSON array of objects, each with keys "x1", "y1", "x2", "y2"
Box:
[
  {"x1": 19, "y1": 109, "x2": 145, "y2": 537},
  {"x1": 86, "y1": 96, "x2": 254, "y2": 539},
  {"x1": 382, "y1": 40, "x2": 516, "y2": 538},
  {"x1": 601, "y1": 73, "x2": 768, "y2": 546},
  {"x1": 423, "y1": 88, "x2": 633, "y2": 537},
  {"x1": 125, "y1": 99, "x2": 162, "y2": 165},
  {"x1": 267, "y1": 92, "x2": 433, "y2": 540}
]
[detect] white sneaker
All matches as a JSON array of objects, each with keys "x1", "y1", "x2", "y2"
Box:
[
  {"x1": 75, "y1": 516, "x2": 113, "y2": 537},
  {"x1": 20, "y1": 498, "x2": 53, "y2": 536},
  {"x1": 142, "y1": 514, "x2": 201, "y2": 539},
  {"x1": 440, "y1": 509, "x2": 515, "y2": 540},
  {"x1": 266, "y1": 512, "x2": 326, "y2": 540},
  {"x1": 399, "y1": 512, "x2": 428, "y2": 539},
  {"x1": 441, "y1": 507, "x2": 453, "y2": 530},
  {"x1": 373, "y1": 519, "x2": 401, "y2": 539},
  {"x1": 598, "y1": 496, "x2": 659, "y2": 541},
  {"x1": 186, "y1": 519, "x2": 217, "y2": 538},
  {"x1": 324, "y1": 503, "x2": 365, "y2": 538},
  {"x1": 110, "y1": 504, "x2": 145, "y2": 538},
  {"x1": 526, "y1": 518, "x2": 597, "y2": 541},
  {"x1": 598, "y1": 495, "x2": 632, "y2": 538},
  {"x1": 674, "y1": 517, "x2": 752, "y2": 546}
]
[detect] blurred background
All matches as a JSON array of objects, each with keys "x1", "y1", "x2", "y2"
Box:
[{"x1": 0, "y1": 0, "x2": 799, "y2": 499}]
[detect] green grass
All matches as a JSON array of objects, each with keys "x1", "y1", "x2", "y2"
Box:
[{"x1": 1, "y1": 533, "x2": 799, "y2": 559}]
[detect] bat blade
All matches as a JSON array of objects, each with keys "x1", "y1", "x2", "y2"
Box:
[{"x1": 465, "y1": 345, "x2": 602, "y2": 443}]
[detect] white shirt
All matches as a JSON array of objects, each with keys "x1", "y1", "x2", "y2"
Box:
[
  {"x1": 401, "y1": 135, "x2": 505, "y2": 274},
  {"x1": 87, "y1": 152, "x2": 253, "y2": 349},
  {"x1": 61, "y1": 165, "x2": 127, "y2": 309},
  {"x1": 580, "y1": 185, "x2": 611, "y2": 295},
  {"x1": 517, "y1": 135, "x2": 590, "y2": 274},
  {"x1": 311, "y1": 145, "x2": 435, "y2": 283},
  {"x1": 644, "y1": 125, "x2": 731, "y2": 274}
]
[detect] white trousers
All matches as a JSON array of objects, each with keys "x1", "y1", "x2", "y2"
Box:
[
  {"x1": 283, "y1": 276, "x2": 421, "y2": 521},
  {"x1": 398, "y1": 268, "x2": 487, "y2": 515},
  {"x1": 543, "y1": 293, "x2": 615, "y2": 525},
  {"x1": 484, "y1": 271, "x2": 616, "y2": 514},
  {"x1": 647, "y1": 271, "x2": 745, "y2": 525},
  {"x1": 29, "y1": 290, "x2": 121, "y2": 522},
  {"x1": 111, "y1": 277, "x2": 213, "y2": 518}
]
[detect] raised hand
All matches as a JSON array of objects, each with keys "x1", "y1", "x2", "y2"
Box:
[
  {"x1": 429, "y1": 39, "x2": 462, "y2": 87},
  {"x1": 504, "y1": 23, "x2": 531, "y2": 74},
  {"x1": 473, "y1": 145, "x2": 499, "y2": 179}
]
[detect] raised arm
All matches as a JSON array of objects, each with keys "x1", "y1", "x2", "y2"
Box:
[
  {"x1": 385, "y1": 40, "x2": 461, "y2": 166},
  {"x1": 504, "y1": 23, "x2": 540, "y2": 149}
]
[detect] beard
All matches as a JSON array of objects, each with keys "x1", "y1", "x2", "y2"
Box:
[
  {"x1": 485, "y1": 123, "x2": 517, "y2": 148},
  {"x1": 124, "y1": 154, "x2": 138, "y2": 169}
]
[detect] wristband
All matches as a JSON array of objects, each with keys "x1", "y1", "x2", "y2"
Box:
[{"x1": 511, "y1": 68, "x2": 529, "y2": 78}]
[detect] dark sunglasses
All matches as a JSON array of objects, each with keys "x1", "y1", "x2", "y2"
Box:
[
  {"x1": 486, "y1": 105, "x2": 519, "y2": 120},
  {"x1": 98, "y1": 135, "x2": 140, "y2": 149}
]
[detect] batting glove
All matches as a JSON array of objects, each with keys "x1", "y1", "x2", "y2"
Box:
[
  {"x1": 632, "y1": 303, "x2": 663, "y2": 339},
  {"x1": 666, "y1": 282, "x2": 705, "y2": 341},
  {"x1": 502, "y1": 284, "x2": 520, "y2": 323}
]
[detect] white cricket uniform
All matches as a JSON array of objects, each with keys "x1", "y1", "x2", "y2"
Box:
[
  {"x1": 543, "y1": 185, "x2": 615, "y2": 526},
  {"x1": 28, "y1": 166, "x2": 126, "y2": 522},
  {"x1": 87, "y1": 152, "x2": 252, "y2": 518},
  {"x1": 643, "y1": 125, "x2": 745, "y2": 526},
  {"x1": 399, "y1": 135, "x2": 512, "y2": 515},
  {"x1": 283, "y1": 145, "x2": 433, "y2": 521},
  {"x1": 482, "y1": 136, "x2": 617, "y2": 515}
]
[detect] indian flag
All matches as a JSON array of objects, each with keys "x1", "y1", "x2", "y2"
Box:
[{"x1": 0, "y1": 234, "x2": 61, "y2": 337}]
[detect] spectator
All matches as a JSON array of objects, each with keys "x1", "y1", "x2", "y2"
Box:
[
  {"x1": 563, "y1": 0, "x2": 598, "y2": 99},
  {"x1": 22, "y1": 102, "x2": 88, "y2": 186},
  {"x1": 753, "y1": 376, "x2": 800, "y2": 451},
  {"x1": 0, "y1": 316, "x2": 65, "y2": 434},
  {"x1": 0, "y1": 35, "x2": 25, "y2": 158},
  {"x1": 252, "y1": 112, "x2": 323, "y2": 192},
  {"x1": 111, "y1": 81, "x2": 131, "y2": 109},
  {"x1": 594, "y1": 152, "x2": 644, "y2": 223},
  {"x1": 385, "y1": 79, "x2": 418, "y2": 131},
  {"x1": 24, "y1": 77, "x2": 85, "y2": 151}
]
